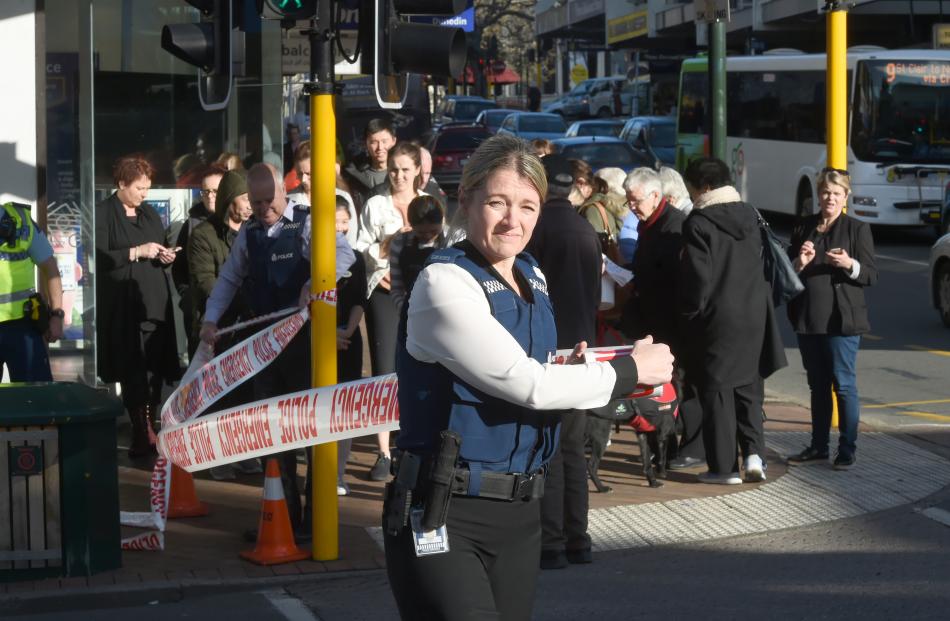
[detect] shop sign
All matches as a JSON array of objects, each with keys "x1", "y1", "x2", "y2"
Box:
[{"x1": 607, "y1": 10, "x2": 648, "y2": 45}]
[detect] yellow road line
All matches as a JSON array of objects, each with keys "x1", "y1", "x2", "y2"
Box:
[
  {"x1": 907, "y1": 345, "x2": 950, "y2": 357},
  {"x1": 903, "y1": 411, "x2": 950, "y2": 423},
  {"x1": 865, "y1": 398, "x2": 950, "y2": 409}
]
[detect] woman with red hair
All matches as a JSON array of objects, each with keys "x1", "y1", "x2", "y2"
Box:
[{"x1": 95, "y1": 155, "x2": 181, "y2": 458}]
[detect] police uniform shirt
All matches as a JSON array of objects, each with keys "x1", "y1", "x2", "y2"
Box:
[
  {"x1": 203, "y1": 199, "x2": 355, "y2": 325},
  {"x1": 405, "y1": 261, "x2": 621, "y2": 410}
]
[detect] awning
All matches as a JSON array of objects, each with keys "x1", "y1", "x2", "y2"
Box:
[{"x1": 457, "y1": 65, "x2": 522, "y2": 85}]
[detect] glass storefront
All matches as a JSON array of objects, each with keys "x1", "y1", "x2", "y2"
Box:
[{"x1": 42, "y1": 0, "x2": 284, "y2": 384}]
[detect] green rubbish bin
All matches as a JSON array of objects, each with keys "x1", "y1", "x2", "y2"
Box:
[{"x1": 0, "y1": 382, "x2": 123, "y2": 581}]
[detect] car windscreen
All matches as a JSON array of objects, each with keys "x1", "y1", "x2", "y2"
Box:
[
  {"x1": 649, "y1": 123, "x2": 676, "y2": 148},
  {"x1": 436, "y1": 130, "x2": 489, "y2": 150},
  {"x1": 561, "y1": 143, "x2": 640, "y2": 169},
  {"x1": 580, "y1": 123, "x2": 623, "y2": 137},
  {"x1": 520, "y1": 116, "x2": 567, "y2": 133},
  {"x1": 454, "y1": 101, "x2": 497, "y2": 121}
]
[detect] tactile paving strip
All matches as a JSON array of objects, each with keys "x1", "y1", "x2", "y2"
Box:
[
  {"x1": 365, "y1": 432, "x2": 950, "y2": 553},
  {"x1": 587, "y1": 432, "x2": 950, "y2": 552}
]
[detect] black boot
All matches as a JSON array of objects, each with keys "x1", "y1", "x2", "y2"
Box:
[{"x1": 128, "y1": 407, "x2": 157, "y2": 459}]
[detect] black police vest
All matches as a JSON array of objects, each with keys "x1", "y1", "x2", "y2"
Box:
[
  {"x1": 395, "y1": 245, "x2": 559, "y2": 496},
  {"x1": 244, "y1": 206, "x2": 309, "y2": 316}
]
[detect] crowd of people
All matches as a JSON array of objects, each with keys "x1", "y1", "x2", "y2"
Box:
[{"x1": 82, "y1": 110, "x2": 877, "y2": 618}]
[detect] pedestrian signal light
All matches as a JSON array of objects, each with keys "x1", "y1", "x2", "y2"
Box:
[
  {"x1": 362, "y1": 0, "x2": 467, "y2": 109},
  {"x1": 161, "y1": 0, "x2": 233, "y2": 111},
  {"x1": 257, "y1": 0, "x2": 317, "y2": 20}
]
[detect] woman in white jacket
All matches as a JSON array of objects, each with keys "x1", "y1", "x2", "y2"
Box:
[{"x1": 355, "y1": 141, "x2": 428, "y2": 480}]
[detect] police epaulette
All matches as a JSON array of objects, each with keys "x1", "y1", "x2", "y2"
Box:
[
  {"x1": 426, "y1": 247, "x2": 464, "y2": 264},
  {"x1": 293, "y1": 204, "x2": 310, "y2": 213}
]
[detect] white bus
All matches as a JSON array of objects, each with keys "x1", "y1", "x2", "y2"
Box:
[{"x1": 676, "y1": 49, "x2": 950, "y2": 232}]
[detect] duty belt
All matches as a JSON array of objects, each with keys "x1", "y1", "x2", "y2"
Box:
[{"x1": 450, "y1": 469, "x2": 545, "y2": 502}]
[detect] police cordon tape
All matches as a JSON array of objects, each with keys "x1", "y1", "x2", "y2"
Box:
[
  {"x1": 121, "y1": 302, "x2": 648, "y2": 551},
  {"x1": 121, "y1": 296, "x2": 332, "y2": 551}
]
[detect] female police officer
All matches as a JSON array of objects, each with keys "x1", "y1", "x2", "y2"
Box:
[{"x1": 384, "y1": 135, "x2": 674, "y2": 620}]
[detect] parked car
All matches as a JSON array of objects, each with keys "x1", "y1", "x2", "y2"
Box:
[
  {"x1": 474, "y1": 108, "x2": 518, "y2": 134},
  {"x1": 930, "y1": 233, "x2": 950, "y2": 327},
  {"x1": 496, "y1": 112, "x2": 567, "y2": 141},
  {"x1": 427, "y1": 124, "x2": 492, "y2": 191},
  {"x1": 433, "y1": 96, "x2": 498, "y2": 127},
  {"x1": 550, "y1": 137, "x2": 653, "y2": 172},
  {"x1": 565, "y1": 120, "x2": 625, "y2": 138},
  {"x1": 543, "y1": 76, "x2": 631, "y2": 119},
  {"x1": 618, "y1": 116, "x2": 677, "y2": 167}
]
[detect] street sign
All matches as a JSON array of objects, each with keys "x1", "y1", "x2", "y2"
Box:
[
  {"x1": 935, "y1": 24, "x2": 950, "y2": 50},
  {"x1": 694, "y1": 0, "x2": 730, "y2": 23},
  {"x1": 410, "y1": 5, "x2": 476, "y2": 33},
  {"x1": 570, "y1": 64, "x2": 588, "y2": 85}
]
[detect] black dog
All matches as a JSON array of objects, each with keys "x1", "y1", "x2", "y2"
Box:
[{"x1": 585, "y1": 384, "x2": 679, "y2": 490}]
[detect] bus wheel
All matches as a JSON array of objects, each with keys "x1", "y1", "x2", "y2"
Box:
[
  {"x1": 796, "y1": 183, "x2": 813, "y2": 220},
  {"x1": 937, "y1": 262, "x2": 950, "y2": 328}
]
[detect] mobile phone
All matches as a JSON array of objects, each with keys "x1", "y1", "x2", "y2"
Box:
[{"x1": 829, "y1": 248, "x2": 843, "y2": 255}]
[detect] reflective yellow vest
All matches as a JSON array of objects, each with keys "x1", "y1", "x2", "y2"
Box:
[{"x1": 0, "y1": 202, "x2": 36, "y2": 322}]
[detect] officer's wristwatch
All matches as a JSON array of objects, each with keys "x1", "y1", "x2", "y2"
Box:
[{"x1": 50, "y1": 308, "x2": 65, "y2": 319}]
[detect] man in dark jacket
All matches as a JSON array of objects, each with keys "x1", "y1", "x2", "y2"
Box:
[
  {"x1": 621, "y1": 167, "x2": 705, "y2": 469},
  {"x1": 526, "y1": 154, "x2": 603, "y2": 569},
  {"x1": 342, "y1": 118, "x2": 396, "y2": 214},
  {"x1": 679, "y1": 158, "x2": 786, "y2": 485}
]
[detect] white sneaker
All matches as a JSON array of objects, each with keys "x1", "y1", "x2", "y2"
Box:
[
  {"x1": 209, "y1": 464, "x2": 236, "y2": 481},
  {"x1": 337, "y1": 481, "x2": 350, "y2": 496},
  {"x1": 744, "y1": 454, "x2": 766, "y2": 482},
  {"x1": 697, "y1": 471, "x2": 742, "y2": 485}
]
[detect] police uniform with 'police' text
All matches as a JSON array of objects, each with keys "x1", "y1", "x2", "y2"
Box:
[
  {"x1": 385, "y1": 242, "x2": 559, "y2": 621},
  {"x1": 0, "y1": 202, "x2": 53, "y2": 382}
]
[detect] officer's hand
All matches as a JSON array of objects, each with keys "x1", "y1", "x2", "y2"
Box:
[
  {"x1": 630, "y1": 335, "x2": 674, "y2": 386},
  {"x1": 199, "y1": 321, "x2": 218, "y2": 345},
  {"x1": 298, "y1": 284, "x2": 311, "y2": 309},
  {"x1": 46, "y1": 316, "x2": 64, "y2": 343},
  {"x1": 567, "y1": 340, "x2": 588, "y2": 364}
]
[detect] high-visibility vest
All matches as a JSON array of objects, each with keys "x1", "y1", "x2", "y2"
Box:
[{"x1": 0, "y1": 202, "x2": 36, "y2": 322}]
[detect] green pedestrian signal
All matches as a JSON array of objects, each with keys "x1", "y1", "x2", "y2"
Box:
[{"x1": 258, "y1": 0, "x2": 316, "y2": 20}]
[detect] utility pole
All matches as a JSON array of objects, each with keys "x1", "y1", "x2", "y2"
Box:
[
  {"x1": 308, "y1": 0, "x2": 340, "y2": 561},
  {"x1": 825, "y1": 0, "x2": 848, "y2": 171},
  {"x1": 708, "y1": 18, "x2": 727, "y2": 162}
]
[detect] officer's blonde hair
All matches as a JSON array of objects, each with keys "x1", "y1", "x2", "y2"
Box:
[{"x1": 458, "y1": 135, "x2": 547, "y2": 206}]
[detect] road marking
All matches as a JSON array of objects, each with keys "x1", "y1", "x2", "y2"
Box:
[
  {"x1": 876, "y1": 253, "x2": 928, "y2": 267},
  {"x1": 865, "y1": 398, "x2": 950, "y2": 409},
  {"x1": 920, "y1": 507, "x2": 950, "y2": 528},
  {"x1": 263, "y1": 590, "x2": 320, "y2": 621},
  {"x1": 907, "y1": 345, "x2": 950, "y2": 357},
  {"x1": 903, "y1": 411, "x2": 950, "y2": 423}
]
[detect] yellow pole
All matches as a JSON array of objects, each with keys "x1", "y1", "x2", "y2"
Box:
[
  {"x1": 826, "y1": 1, "x2": 847, "y2": 430},
  {"x1": 310, "y1": 88, "x2": 338, "y2": 560}
]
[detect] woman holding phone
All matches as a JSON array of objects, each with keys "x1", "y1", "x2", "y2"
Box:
[{"x1": 787, "y1": 168, "x2": 877, "y2": 470}]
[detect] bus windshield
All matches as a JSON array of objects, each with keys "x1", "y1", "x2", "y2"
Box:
[{"x1": 851, "y1": 60, "x2": 950, "y2": 164}]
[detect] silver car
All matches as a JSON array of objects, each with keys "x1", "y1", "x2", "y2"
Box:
[{"x1": 930, "y1": 233, "x2": 950, "y2": 327}]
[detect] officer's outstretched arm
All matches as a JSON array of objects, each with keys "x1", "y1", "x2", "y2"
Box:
[{"x1": 38, "y1": 256, "x2": 64, "y2": 342}]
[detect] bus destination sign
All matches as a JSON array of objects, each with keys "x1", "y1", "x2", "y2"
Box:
[{"x1": 885, "y1": 62, "x2": 950, "y2": 86}]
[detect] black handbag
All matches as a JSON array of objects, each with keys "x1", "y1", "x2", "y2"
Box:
[{"x1": 752, "y1": 207, "x2": 804, "y2": 307}]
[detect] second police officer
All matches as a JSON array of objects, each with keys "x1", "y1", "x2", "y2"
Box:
[{"x1": 383, "y1": 135, "x2": 674, "y2": 620}]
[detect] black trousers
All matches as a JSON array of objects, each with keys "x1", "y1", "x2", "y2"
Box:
[
  {"x1": 366, "y1": 287, "x2": 398, "y2": 376},
  {"x1": 385, "y1": 495, "x2": 542, "y2": 621},
  {"x1": 118, "y1": 320, "x2": 175, "y2": 412},
  {"x1": 697, "y1": 378, "x2": 765, "y2": 475},
  {"x1": 674, "y1": 368, "x2": 706, "y2": 461},
  {"x1": 540, "y1": 410, "x2": 590, "y2": 553},
  {"x1": 252, "y1": 323, "x2": 310, "y2": 530}
]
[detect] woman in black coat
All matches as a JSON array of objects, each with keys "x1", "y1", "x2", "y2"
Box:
[
  {"x1": 678, "y1": 158, "x2": 787, "y2": 485},
  {"x1": 95, "y1": 156, "x2": 180, "y2": 458},
  {"x1": 787, "y1": 169, "x2": 876, "y2": 470}
]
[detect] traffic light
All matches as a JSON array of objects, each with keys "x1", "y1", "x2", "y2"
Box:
[
  {"x1": 161, "y1": 0, "x2": 233, "y2": 111},
  {"x1": 362, "y1": 0, "x2": 467, "y2": 108},
  {"x1": 257, "y1": 0, "x2": 316, "y2": 20}
]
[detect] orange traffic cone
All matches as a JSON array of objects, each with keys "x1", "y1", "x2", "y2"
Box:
[
  {"x1": 240, "y1": 458, "x2": 309, "y2": 565},
  {"x1": 167, "y1": 464, "x2": 210, "y2": 518}
]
